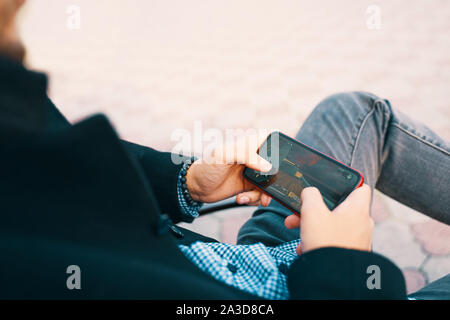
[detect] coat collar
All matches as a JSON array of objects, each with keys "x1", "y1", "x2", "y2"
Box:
[{"x1": 0, "y1": 54, "x2": 50, "y2": 131}]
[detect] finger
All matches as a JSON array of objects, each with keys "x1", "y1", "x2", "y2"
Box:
[
  {"x1": 345, "y1": 184, "x2": 371, "y2": 206},
  {"x1": 221, "y1": 135, "x2": 273, "y2": 172},
  {"x1": 242, "y1": 146, "x2": 272, "y2": 172},
  {"x1": 368, "y1": 217, "x2": 374, "y2": 251},
  {"x1": 284, "y1": 214, "x2": 300, "y2": 229},
  {"x1": 334, "y1": 184, "x2": 371, "y2": 215},
  {"x1": 300, "y1": 187, "x2": 329, "y2": 216},
  {"x1": 248, "y1": 200, "x2": 262, "y2": 206},
  {"x1": 260, "y1": 193, "x2": 272, "y2": 207},
  {"x1": 236, "y1": 190, "x2": 262, "y2": 205},
  {"x1": 296, "y1": 243, "x2": 302, "y2": 255}
]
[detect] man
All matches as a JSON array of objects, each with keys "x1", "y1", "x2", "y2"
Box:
[{"x1": 0, "y1": 0, "x2": 449, "y2": 299}]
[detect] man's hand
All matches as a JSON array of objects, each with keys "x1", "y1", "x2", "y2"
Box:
[
  {"x1": 185, "y1": 134, "x2": 273, "y2": 206},
  {"x1": 285, "y1": 185, "x2": 374, "y2": 255}
]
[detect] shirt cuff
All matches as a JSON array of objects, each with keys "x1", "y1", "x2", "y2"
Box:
[{"x1": 177, "y1": 168, "x2": 202, "y2": 223}]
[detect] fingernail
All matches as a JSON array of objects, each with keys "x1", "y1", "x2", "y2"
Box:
[{"x1": 239, "y1": 196, "x2": 250, "y2": 204}]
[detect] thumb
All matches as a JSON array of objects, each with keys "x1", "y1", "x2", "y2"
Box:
[
  {"x1": 246, "y1": 153, "x2": 272, "y2": 172},
  {"x1": 230, "y1": 134, "x2": 272, "y2": 172},
  {"x1": 300, "y1": 187, "x2": 330, "y2": 216}
]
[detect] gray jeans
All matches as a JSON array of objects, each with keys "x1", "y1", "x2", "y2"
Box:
[{"x1": 236, "y1": 92, "x2": 450, "y2": 299}]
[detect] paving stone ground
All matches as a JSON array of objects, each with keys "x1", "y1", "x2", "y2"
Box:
[{"x1": 20, "y1": 0, "x2": 449, "y2": 295}]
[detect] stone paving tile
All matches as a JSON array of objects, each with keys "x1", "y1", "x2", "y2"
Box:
[
  {"x1": 216, "y1": 207, "x2": 254, "y2": 245},
  {"x1": 382, "y1": 196, "x2": 432, "y2": 225},
  {"x1": 423, "y1": 255, "x2": 450, "y2": 285},
  {"x1": 372, "y1": 220, "x2": 427, "y2": 270},
  {"x1": 20, "y1": 0, "x2": 450, "y2": 294},
  {"x1": 178, "y1": 215, "x2": 221, "y2": 241},
  {"x1": 402, "y1": 269, "x2": 427, "y2": 295},
  {"x1": 412, "y1": 220, "x2": 450, "y2": 256}
]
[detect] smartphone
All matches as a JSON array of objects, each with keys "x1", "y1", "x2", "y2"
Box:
[{"x1": 243, "y1": 131, "x2": 364, "y2": 213}]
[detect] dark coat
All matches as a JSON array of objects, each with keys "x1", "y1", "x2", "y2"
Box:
[{"x1": 0, "y1": 55, "x2": 406, "y2": 299}]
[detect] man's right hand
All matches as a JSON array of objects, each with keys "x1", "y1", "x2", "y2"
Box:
[{"x1": 284, "y1": 185, "x2": 374, "y2": 255}]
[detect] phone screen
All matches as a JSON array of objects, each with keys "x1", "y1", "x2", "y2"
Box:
[{"x1": 243, "y1": 132, "x2": 362, "y2": 212}]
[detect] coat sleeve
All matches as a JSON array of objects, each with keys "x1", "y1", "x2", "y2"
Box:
[
  {"x1": 121, "y1": 141, "x2": 189, "y2": 223},
  {"x1": 45, "y1": 98, "x2": 188, "y2": 223},
  {"x1": 287, "y1": 247, "x2": 407, "y2": 299}
]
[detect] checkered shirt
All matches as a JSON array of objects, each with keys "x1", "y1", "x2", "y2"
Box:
[{"x1": 176, "y1": 170, "x2": 300, "y2": 299}]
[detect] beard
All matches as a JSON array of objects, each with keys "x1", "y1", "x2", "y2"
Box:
[{"x1": 0, "y1": 36, "x2": 26, "y2": 62}]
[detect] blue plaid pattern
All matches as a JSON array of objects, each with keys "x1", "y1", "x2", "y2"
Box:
[
  {"x1": 176, "y1": 170, "x2": 300, "y2": 299},
  {"x1": 178, "y1": 239, "x2": 300, "y2": 299}
]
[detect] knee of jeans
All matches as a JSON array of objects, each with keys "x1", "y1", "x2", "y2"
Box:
[{"x1": 313, "y1": 91, "x2": 391, "y2": 122}]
